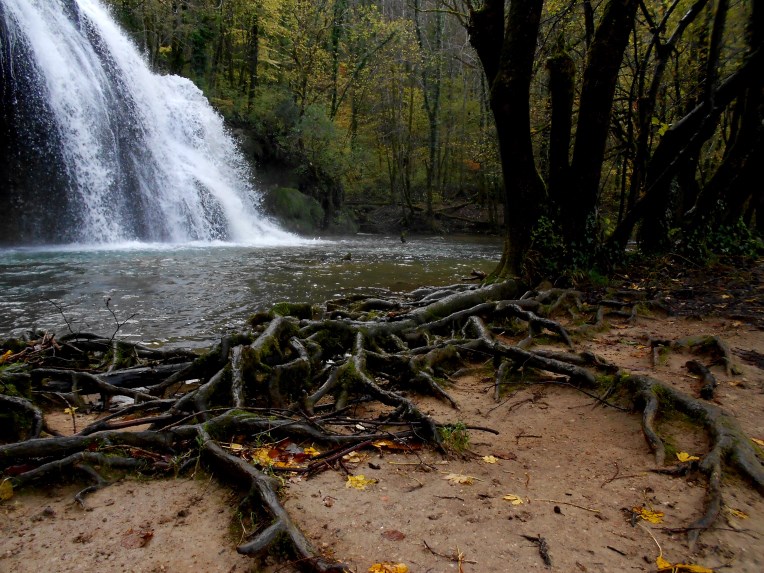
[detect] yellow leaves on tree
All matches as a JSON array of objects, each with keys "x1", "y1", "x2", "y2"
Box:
[
  {"x1": 346, "y1": 475, "x2": 377, "y2": 490},
  {"x1": 368, "y1": 563, "x2": 408, "y2": 573}
]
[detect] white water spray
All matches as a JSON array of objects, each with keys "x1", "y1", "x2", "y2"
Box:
[{"x1": 0, "y1": 0, "x2": 295, "y2": 245}]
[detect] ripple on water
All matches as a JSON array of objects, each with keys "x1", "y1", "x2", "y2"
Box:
[{"x1": 0, "y1": 236, "x2": 501, "y2": 346}]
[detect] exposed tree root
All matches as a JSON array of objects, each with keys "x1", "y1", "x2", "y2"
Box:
[{"x1": 1, "y1": 280, "x2": 761, "y2": 568}]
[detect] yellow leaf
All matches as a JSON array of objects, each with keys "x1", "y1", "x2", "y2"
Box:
[
  {"x1": 342, "y1": 451, "x2": 367, "y2": 463},
  {"x1": 372, "y1": 440, "x2": 396, "y2": 448},
  {"x1": 225, "y1": 443, "x2": 244, "y2": 451},
  {"x1": 482, "y1": 455, "x2": 498, "y2": 464},
  {"x1": 64, "y1": 407, "x2": 78, "y2": 415},
  {"x1": 0, "y1": 350, "x2": 13, "y2": 364},
  {"x1": 346, "y1": 475, "x2": 376, "y2": 490},
  {"x1": 725, "y1": 506, "x2": 749, "y2": 519},
  {"x1": 633, "y1": 506, "x2": 664, "y2": 524},
  {"x1": 676, "y1": 452, "x2": 700, "y2": 462},
  {"x1": 673, "y1": 564, "x2": 714, "y2": 572},
  {"x1": 751, "y1": 438, "x2": 764, "y2": 447},
  {"x1": 656, "y1": 555, "x2": 673, "y2": 571},
  {"x1": 0, "y1": 479, "x2": 13, "y2": 501},
  {"x1": 502, "y1": 494, "x2": 523, "y2": 505},
  {"x1": 303, "y1": 447, "x2": 320, "y2": 457},
  {"x1": 368, "y1": 563, "x2": 409, "y2": 573},
  {"x1": 443, "y1": 473, "x2": 475, "y2": 485},
  {"x1": 657, "y1": 554, "x2": 714, "y2": 573},
  {"x1": 252, "y1": 447, "x2": 275, "y2": 467}
]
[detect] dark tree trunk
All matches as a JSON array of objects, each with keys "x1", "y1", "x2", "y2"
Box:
[
  {"x1": 638, "y1": 0, "x2": 725, "y2": 252},
  {"x1": 565, "y1": 0, "x2": 638, "y2": 248},
  {"x1": 685, "y1": 0, "x2": 763, "y2": 231},
  {"x1": 469, "y1": 0, "x2": 546, "y2": 278},
  {"x1": 627, "y1": 0, "x2": 710, "y2": 250},
  {"x1": 546, "y1": 43, "x2": 575, "y2": 210},
  {"x1": 247, "y1": 15, "x2": 259, "y2": 112},
  {"x1": 608, "y1": 48, "x2": 763, "y2": 251}
]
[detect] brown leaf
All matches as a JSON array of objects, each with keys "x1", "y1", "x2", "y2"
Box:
[
  {"x1": 120, "y1": 528, "x2": 154, "y2": 549},
  {"x1": 381, "y1": 529, "x2": 406, "y2": 541}
]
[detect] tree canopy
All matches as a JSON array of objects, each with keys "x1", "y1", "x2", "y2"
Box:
[{"x1": 110, "y1": 0, "x2": 763, "y2": 277}]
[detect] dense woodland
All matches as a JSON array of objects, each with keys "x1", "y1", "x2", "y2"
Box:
[{"x1": 110, "y1": 0, "x2": 762, "y2": 278}]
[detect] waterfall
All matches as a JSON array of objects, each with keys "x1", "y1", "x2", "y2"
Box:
[{"x1": 0, "y1": 0, "x2": 293, "y2": 246}]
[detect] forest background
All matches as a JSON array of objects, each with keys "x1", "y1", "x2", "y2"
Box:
[{"x1": 108, "y1": 0, "x2": 762, "y2": 280}]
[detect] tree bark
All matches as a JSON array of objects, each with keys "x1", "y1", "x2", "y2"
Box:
[
  {"x1": 546, "y1": 43, "x2": 575, "y2": 210},
  {"x1": 469, "y1": 0, "x2": 546, "y2": 278},
  {"x1": 565, "y1": 0, "x2": 638, "y2": 248}
]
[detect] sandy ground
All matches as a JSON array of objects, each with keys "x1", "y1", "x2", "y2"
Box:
[{"x1": 1, "y1": 313, "x2": 762, "y2": 573}]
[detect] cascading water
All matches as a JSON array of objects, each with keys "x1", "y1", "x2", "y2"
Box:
[{"x1": 0, "y1": 0, "x2": 293, "y2": 245}]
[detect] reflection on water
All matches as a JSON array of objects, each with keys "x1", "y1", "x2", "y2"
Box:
[{"x1": 0, "y1": 235, "x2": 500, "y2": 347}]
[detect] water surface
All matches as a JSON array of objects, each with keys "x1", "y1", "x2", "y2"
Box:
[{"x1": 0, "y1": 236, "x2": 500, "y2": 347}]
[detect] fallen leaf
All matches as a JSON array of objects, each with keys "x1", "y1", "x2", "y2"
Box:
[
  {"x1": 251, "y1": 447, "x2": 276, "y2": 467},
  {"x1": 224, "y1": 443, "x2": 244, "y2": 451},
  {"x1": 676, "y1": 452, "x2": 700, "y2": 463},
  {"x1": 303, "y1": 446, "x2": 320, "y2": 457},
  {"x1": 443, "y1": 473, "x2": 475, "y2": 485},
  {"x1": 656, "y1": 555, "x2": 714, "y2": 573},
  {"x1": 63, "y1": 407, "x2": 78, "y2": 415},
  {"x1": 633, "y1": 506, "x2": 664, "y2": 524},
  {"x1": 725, "y1": 506, "x2": 749, "y2": 519},
  {"x1": 672, "y1": 565, "x2": 714, "y2": 573},
  {"x1": 0, "y1": 350, "x2": 13, "y2": 364},
  {"x1": 656, "y1": 555, "x2": 672, "y2": 570},
  {"x1": 482, "y1": 455, "x2": 498, "y2": 464},
  {"x1": 751, "y1": 438, "x2": 764, "y2": 447},
  {"x1": 372, "y1": 440, "x2": 396, "y2": 449},
  {"x1": 502, "y1": 494, "x2": 523, "y2": 505},
  {"x1": 0, "y1": 479, "x2": 13, "y2": 501},
  {"x1": 368, "y1": 563, "x2": 408, "y2": 573},
  {"x1": 346, "y1": 474, "x2": 377, "y2": 490},
  {"x1": 342, "y1": 451, "x2": 367, "y2": 463},
  {"x1": 372, "y1": 440, "x2": 420, "y2": 451},
  {"x1": 120, "y1": 528, "x2": 154, "y2": 549},
  {"x1": 381, "y1": 529, "x2": 405, "y2": 541}
]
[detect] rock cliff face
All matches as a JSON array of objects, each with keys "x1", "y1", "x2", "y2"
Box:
[{"x1": 1, "y1": 8, "x2": 73, "y2": 244}]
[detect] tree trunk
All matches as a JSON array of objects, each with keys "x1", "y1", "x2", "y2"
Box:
[
  {"x1": 247, "y1": 15, "x2": 259, "y2": 112},
  {"x1": 469, "y1": 0, "x2": 546, "y2": 278},
  {"x1": 546, "y1": 43, "x2": 575, "y2": 210},
  {"x1": 638, "y1": 0, "x2": 725, "y2": 252},
  {"x1": 608, "y1": 48, "x2": 763, "y2": 251},
  {"x1": 565, "y1": 0, "x2": 638, "y2": 248},
  {"x1": 685, "y1": 0, "x2": 763, "y2": 230}
]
